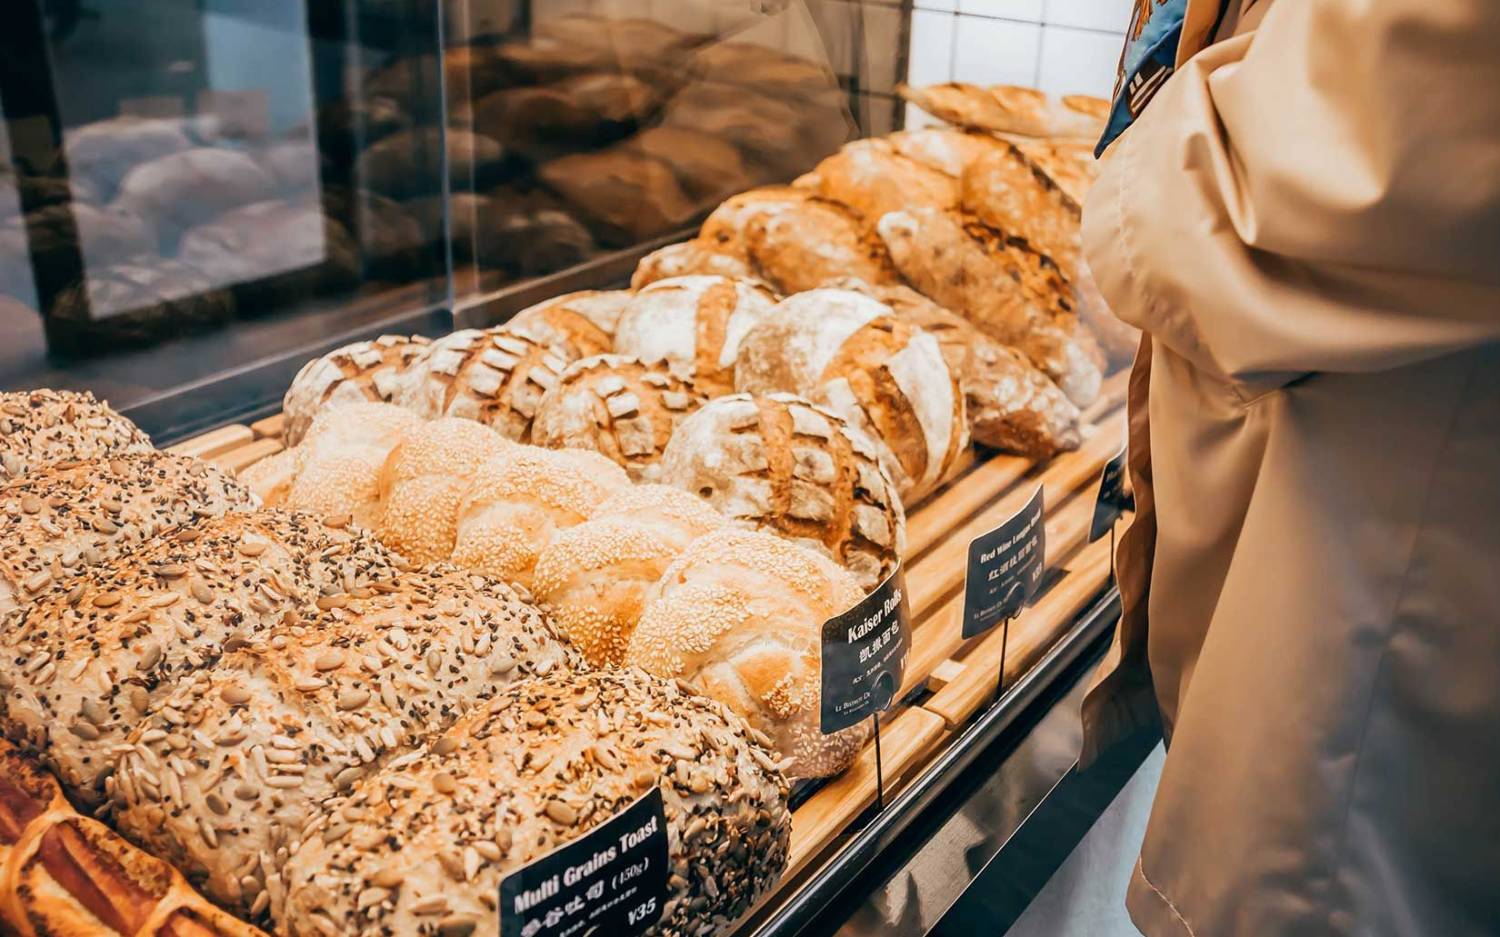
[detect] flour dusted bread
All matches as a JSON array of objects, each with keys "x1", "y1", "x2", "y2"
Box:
[
  {"x1": 736, "y1": 289, "x2": 967, "y2": 502},
  {"x1": 612, "y1": 275, "x2": 777, "y2": 396},
  {"x1": 397, "y1": 325, "x2": 573, "y2": 442},
  {"x1": 698, "y1": 186, "x2": 811, "y2": 259},
  {"x1": 886, "y1": 127, "x2": 1002, "y2": 178},
  {"x1": 0, "y1": 510, "x2": 405, "y2": 803},
  {"x1": 743, "y1": 197, "x2": 901, "y2": 294},
  {"x1": 806, "y1": 138, "x2": 958, "y2": 225},
  {"x1": 631, "y1": 239, "x2": 756, "y2": 289},
  {"x1": 282, "y1": 668, "x2": 790, "y2": 937},
  {"x1": 110, "y1": 566, "x2": 573, "y2": 925},
  {"x1": 0, "y1": 452, "x2": 254, "y2": 616},
  {"x1": 533, "y1": 484, "x2": 726, "y2": 667},
  {"x1": 504, "y1": 289, "x2": 631, "y2": 359},
  {"x1": 659, "y1": 393, "x2": 904, "y2": 590},
  {"x1": 0, "y1": 389, "x2": 152, "y2": 483},
  {"x1": 0, "y1": 739, "x2": 266, "y2": 937},
  {"x1": 531, "y1": 354, "x2": 707, "y2": 482},
  {"x1": 627, "y1": 528, "x2": 869, "y2": 778},
  {"x1": 1013, "y1": 139, "x2": 1098, "y2": 204},
  {"x1": 377, "y1": 418, "x2": 512, "y2": 564},
  {"x1": 897, "y1": 82, "x2": 1105, "y2": 139},
  {"x1": 959, "y1": 141, "x2": 1081, "y2": 275},
  {"x1": 451, "y1": 446, "x2": 628, "y2": 589},
  {"x1": 282, "y1": 334, "x2": 432, "y2": 445}
]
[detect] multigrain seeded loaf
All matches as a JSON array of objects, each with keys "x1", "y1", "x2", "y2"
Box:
[
  {"x1": 627, "y1": 527, "x2": 870, "y2": 779},
  {"x1": 0, "y1": 738, "x2": 266, "y2": 937},
  {"x1": 281, "y1": 335, "x2": 432, "y2": 445},
  {"x1": 743, "y1": 197, "x2": 901, "y2": 295},
  {"x1": 503, "y1": 289, "x2": 632, "y2": 359},
  {"x1": 0, "y1": 452, "x2": 255, "y2": 616},
  {"x1": 281, "y1": 668, "x2": 790, "y2": 937},
  {"x1": 630, "y1": 240, "x2": 756, "y2": 289},
  {"x1": 658, "y1": 393, "x2": 904, "y2": 590},
  {"x1": 0, "y1": 389, "x2": 152, "y2": 483},
  {"x1": 611, "y1": 275, "x2": 777, "y2": 396},
  {"x1": 395, "y1": 325, "x2": 574, "y2": 442},
  {"x1": 532, "y1": 484, "x2": 726, "y2": 667},
  {"x1": 450, "y1": 447, "x2": 629, "y2": 590},
  {"x1": 376, "y1": 418, "x2": 514, "y2": 564},
  {"x1": 0, "y1": 510, "x2": 406, "y2": 803},
  {"x1": 282, "y1": 402, "x2": 424, "y2": 530},
  {"x1": 530, "y1": 354, "x2": 708, "y2": 482},
  {"x1": 110, "y1": 566, "x2": 574, "y2": 926},
  {"x1": 735, "y1": 289, "x2": 967, "y2": 503}
]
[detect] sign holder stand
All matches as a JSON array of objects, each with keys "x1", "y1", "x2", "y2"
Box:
[
  {"x1": 871, "y1": 711, "x2": 885, "y2": 811},
  {"x1": 992, "y1": 613, "x2": 1013, "y2": 706}
]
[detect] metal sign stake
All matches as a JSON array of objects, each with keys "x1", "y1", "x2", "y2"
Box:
[
  {"x1": 993, "y1": 613, "x2": 1014, "y2": 706},
  {"x1": 872, "y1": 710, "x2": 885, "y2": 812}
]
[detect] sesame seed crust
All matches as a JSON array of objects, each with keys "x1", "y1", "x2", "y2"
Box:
[{"x1": 0, "y1": 389, "x2": 153, "y2": 484}]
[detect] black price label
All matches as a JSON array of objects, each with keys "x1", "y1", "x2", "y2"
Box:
[
  {"x1": 962, "y1": 488, "x2": 1046, "y2": 639},
  {"x1": 1088, "y1": 445, "x2": 1134, "y2": 542},
  {"x1": 820, "y1": 565, "x2": 911, "y2": 734},
  {"x1": 499, "y1": 788, "x2": 669, "y2": 937}
]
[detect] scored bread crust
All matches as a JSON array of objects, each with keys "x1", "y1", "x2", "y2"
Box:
[
  {"x1": 659, "y1": 393, "x2": 905, "y2": 591},
  {"x1": 630, "y1": 239, "x2": 757, "y2": 289},
  {"x1": 627, "y1": 527, "x2": 870, "y2": 779},
  {"x1": 0, "y1": 510, "x2": 406, "y2": 804},
  {"x1": 0, "y1": 452, "x2": 255, "y2": 616},
  {"x1": 376, "y1": 418, "x2": 513, "y2": 565},
  {"x1": 1012, "y1": 139, "x2": 1098, "y2": 205},
  {"x1": 0, "y1": 738, "x2": 266, "y2": 937},
  {"x1": 743, "y1": 197, "x2": 901, "y2": 295},
  {"x1": 531, "y1": 354, "x2": 708, "y2": 482},
  {"x1": 280, "y1": 335, "x2": 432, "y2": 446},
  {"x1": 395, "y1": 325, "x2": 574, "y2": 442},
  {"x1": 612, "y1": 275, "x2": 777, "y2": 397},
  {"x1": 736, "y1": 289, "x2": 967, "y2": 503},
  {"x1": 110, "y1": 565, "x2": 574, "y2": 926},
  {"x1": 504, "y1": 289, "x2": 632, "y2": 359},
  {"x1": 0, "y1": 389, "x2": 152, "y2": 484},
  {"x1": 281, "y1": 668, "x2": 791, "y2": 937},
  {"x1": 959, "y1": 141, "x2": 1081, "y2": 277},
  {"x1": 697, "y1": 186, "x2": 812, "y2": 260}
]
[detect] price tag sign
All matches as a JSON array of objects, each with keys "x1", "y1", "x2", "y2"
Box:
[
  {"x1": 499, "y1": 788, "x2": 669, "y2": 937},
  {"x1": 820, "y1": 566, "x2": 911, "y2": 734},
  {"x1": 1088, "y1": 445, "x2": 1134, "y2": 542},
  {"x1": 962, "y1": 488, "x2": 1046, "y2": 639}
]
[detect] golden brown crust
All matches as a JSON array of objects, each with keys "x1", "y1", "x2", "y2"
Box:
[
  {"x1": 612, "y1": 275, "x2": 776, "y2": 397},
  {"x1": 538, "y1": 150, "x2": 698, "y2": 246},
  {"x1": 808, "y1": 139, "x2": 959, "y2": 226},
  {"x1": 630, "y1": 239, "x2": 757, "y2": 289},
  {"x1": 1012, "y1": 139, "x2": 1098, "y2": 205},
  {"x1": 396, "y1": 326, "x2": 573, "y2": 443},
  {"x1": 959, "y1": 141, "x2": 1081, "y2": 276},
  {"x1": 280, "y1": 335, "x2": 431, "y2": 446},
  {"x1": 0, "y1": 390, "x2": 152, "y2": 485},
  {"x1": 697, "y1": 186, "x2": 812, "y2": 260},
  {"x1": 744, "y1": 197, "x2": 901, "y2": 294}
]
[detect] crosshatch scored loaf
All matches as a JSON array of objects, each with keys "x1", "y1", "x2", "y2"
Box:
[{"x1": 281, "y1": 334, "x2": 431, "y2": 445}]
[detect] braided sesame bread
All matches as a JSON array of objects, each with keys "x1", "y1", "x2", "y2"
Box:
[
  {"x1": 395, "y1": 326, "x2": 573, "y2": 442},
  {"x1": 239, "y1": 447, "x2": 298, "y2": 507},
  {"x1": 0, "y1": 738, "x2": 266, "y2": 937},
  {"x1": 281, "y1": 668, "x2": 791, "y2": 937},
  {"x1": 0, "y1": 452, "x2": 255, "y2": 616},
  {"x1": 0, "y1": 389, "x2": 152, "y2": 483},
  {"x1": 611, "y1": 275, "x2": 777, "y2": 397},
  {"x1": 504, "y1": 290, "x2": 632, "y2": 360},
  {"x1": 450, "y1": 447, "x2": 629, "y2": 590},
  {"x1": 281, "y1": 334, "x2": 432, "y2": 445},
  {"x1": 627, "y1": 528, "x2": 869, "y2": 779},
  {"x1": 109, "y1": 566, "x2": 574, "y2": 926},
  {"x1": 735, "y1": 289, "x2": 967, "y2": 503},
  {"x1": 531, "y1": 354, "x2": 708, "y2": 483},
  {"x1": 657, "y1": 394, "x2": 904, "y2": 591},
  {"x1": 630, "y1": 239, "x2": 756, "y2": 289},
  {"x1": 0, "y1": 510, "x2": 405, "y2": 803},
  {"x1": 374, "y1": 418, "x2": 513, "y2": 565},
  {"x1": 284, "y1": 402, "x2": 424, "y2": 530},
  {"x1": 533, "y1": 485, "x2": 726, "y2": 667}
]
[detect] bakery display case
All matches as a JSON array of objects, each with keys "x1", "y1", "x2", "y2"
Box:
[{"x1": 0, "y1": 2, "x2": 1148, "y2": 936}]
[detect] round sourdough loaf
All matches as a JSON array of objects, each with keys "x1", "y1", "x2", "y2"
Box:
[
  {"x1": 0, "y1": 510, "x2": 406, "y2": 804},
  {"x1": 657, "y1": 393, "x2": 904, "y2": 590},
  {"x1": 735, "y1": 288, "x2": 967, "y2": 502},
  {"x1": 450, "y1": 446, "x2": 628, "y2": 589},
  {"x1": 109, "y1": 566, "x2": 574, "y2": 926},
  {"x1": 0, "y1": 451, "x2": 254, "y2": 616},
  {"x1": 503, "y1": 289, "x2": 631, "y2": 359},
  {"x1": 281, "y1": 402, "x2": 424, "y2": 530},
  {"x1": 531, "y1": 354, "x2": 707, "y2": 482},
  {"x1": 630, "y1": 239, "x2": 756, "y2": 289},
  {"x1": 0, "y1": 389, "x2": 152, "y2": 484},
  {"x1": 396, "y1": 325, "x2": 574, "y2": 442},
  {"x1": 376, "y1": 418, "x2": 513, "y2": 564},
  {"x1": 281, "y1": 335, "x2": 432, "y2": 445},
  {"x1": 611, "y1": 275, "x2": 776, "y2": 396},
  {"x1": 281, "y1": 668, "x2": 791, "y2": 937},
  {"x1": 533, "y1": 484, "x2": 726, "y2": 667},
  {"x1": 626, "y1": 527, "x2": 870, "y2": 779}
]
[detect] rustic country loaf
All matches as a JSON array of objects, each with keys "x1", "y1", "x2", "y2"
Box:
[
  {"x1": 283, "y1": 402, "x2": 424, "y2": 530},
  {"x1": 531, "y1": 354, "x2": 708, "y2": 482},
  {"x1": 533, "y1": 484, "x2": 727, "y2": 667},
  {"x1": 282, "y1": 667, "x2": 790, "y2": 937},
  {"x1": 631, "y1": 239, "x2": 756, "y2": 289},
  {"x1": 110, "y1": 566, "x2": 574, "y2": 926},
  {"x1": 538, "y1": 150, "x2": 698, "y2": 246},
  {"x1": 658, "y1": 393, "x2": 905, "y2": 590},
  {"x1": 959, "y1": 141, "x2": 1081, "y2": 275},
  {"x1": 736, "y1": 288, "x2": 968, "y2": 503},
  {"x1": 885, "y1": 127, "x2": 1002, "y2": 178},
  {"x1": 396, "y1": 325, "x2": 574, "y2": 442},
  {"x1": 805, "y1": 138, "x2": 959, "y2": 225},
  {"x1": 0, "y1": 451, "x2": 255, "y2": 616},
  {"x1": 698, "y1": 186, "x2": 811, "y2": 260},
  {"x1": 743, "y1": 197, "x2": 901, "y2": 295},
  {"x1": 1013, "y1": 139, "x2": 1098, "y2": 204},
  {"x1": 612, "y1": 275, "x2": 777, "y2": 396},
  {"x1": 0, "y1": 739, "x2": 266, "y2": 937},
  {"x1": 0, "y1": 510, "x2": 405, "y2": 803},
  {"x1": 451, "y1": 446, "x2": 629, "y2": 590},
  {"x1": 281, "y1": 334, "x2": 432, "y2": 445},
  {"x1": 0, "y1": 389, "x2": 152, "y2": 483},
  {"x1": 627, "y1": 527, "x2": 870, "y2": 779},
  {"x1": 896, "y1": 82, "x2": 1105, "y2": 140},
  {"x1": 376, "y1": 418, "x2": 514, "y2": 565},
  {"x1": 503, "y1": 289, "x2": 632, "y2": 360}
]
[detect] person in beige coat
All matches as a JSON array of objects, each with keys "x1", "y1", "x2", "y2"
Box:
[{"x1": 1079, "y1": 0, "x2": 1500, "y2": 934}]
